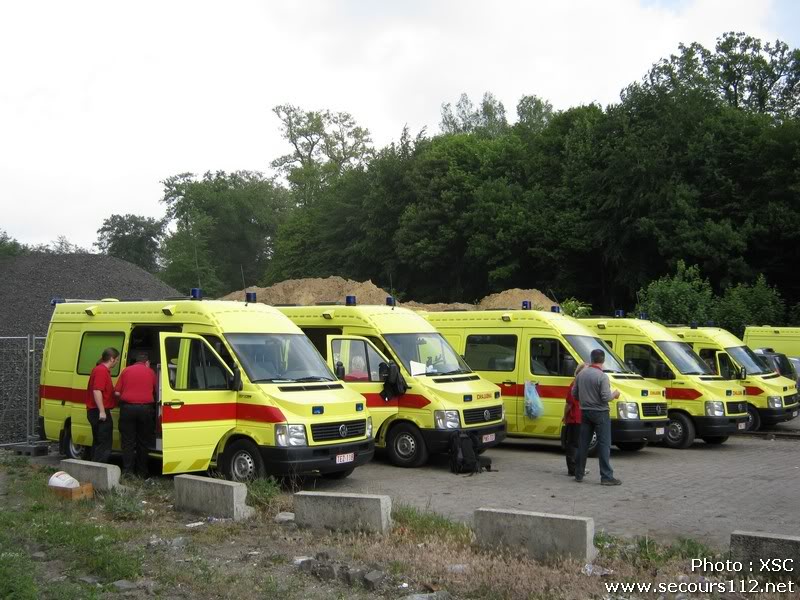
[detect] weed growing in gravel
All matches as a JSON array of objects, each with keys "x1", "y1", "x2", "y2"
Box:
[
  {"x1": 392, "y1": 504, "x2": 473, "y2": 546},
  {"x1": 597, "y1": 532, "x2": 717, "y2": 568},
  {"x1": 247, "y1": 476, "x2": 282, "y2": 512},
  {"x1": 103, "y1": 487, "x2": 146, "y2": 521}
]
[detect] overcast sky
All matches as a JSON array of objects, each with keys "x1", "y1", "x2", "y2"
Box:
[{"x1": 2, "y1": 0, "x2": 798, "y2": 249}]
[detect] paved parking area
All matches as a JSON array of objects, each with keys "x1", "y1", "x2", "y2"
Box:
[{"x1": 320, "y1": 436, "x2": 800, "y2": 548}]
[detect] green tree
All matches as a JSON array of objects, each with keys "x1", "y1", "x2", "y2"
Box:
[
  {"x1": 635, "y1": 261, "x2": 716, "y2": 325},
  {"x1": 0, "y1": 229, "x2": 26, "y2": 257},
  {"x1": 440, "y1": 92, "x2": 509, "y2": 137},
  {"x1": 712, "y1": 275, "x2": 785, "y2": 337},
  {"x1": 95, "y1": 214, "x2": 165, "y2": 272}
]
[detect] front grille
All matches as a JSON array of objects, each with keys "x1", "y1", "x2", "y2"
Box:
[
  {"x1": 726, "y1": 401, "x2": 747, "y2": 415},
  {"x1": 310, "y1": 419, "x2": 366, "y2": 442},
  {"x1": 463, "y1": 405, "x2": 503, "y2": 425},
  {"x1": 784, "y1": 394, "x2": 799, "y2": 407},
  {"x1": 641, "y1": 402, "x2": 668, "y2": 417}
]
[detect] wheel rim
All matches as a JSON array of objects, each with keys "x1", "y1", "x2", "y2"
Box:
[
  {"x1": 588, "y1": 432, "x2": 598, "y2": 450},
  {"x1": 667, "y1": 420, "x2": 684, "y2": 443},
  {"x1": 746, "y1": 410, "x2": 755, "y2": 430},
  {"x1": 231, "y1": 450, "x2": 256, "y2": 481},
  {"x1": 68, "y1": 435, "x2": 82, "y2": 458},
  {"x1": 395, "y1": 433, "x2": 416, "y2": 459}
]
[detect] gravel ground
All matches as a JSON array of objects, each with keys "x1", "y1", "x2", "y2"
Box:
[{"x1": 0, "y1": 253, "x2": 178, "y2": 336}]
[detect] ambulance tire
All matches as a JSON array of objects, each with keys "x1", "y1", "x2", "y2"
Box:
[
  {"x1": 61, "y1": 422, "x2": 90, "y2": 460},
  {"x1": 702, "y1": 436, "x2": 728, "y2": 445},
  {"x1": 663, "y1": 412, "x2": 695, "y2": 449},
  {"x1": 745, "y1": 404, "x2": 761, "y2": 432},
  {"x1": 615, "y1": 442, "x2": 646, "y2": 451},
  {"x1": 221, "y1": 439, "x2": 266, "y2": 482},
  {"x1": 322, "y1": 468, "x2": 354, "y2": 480},
  {"x1": 387, "y1": 423, "x2": 429, "y2": 468}
]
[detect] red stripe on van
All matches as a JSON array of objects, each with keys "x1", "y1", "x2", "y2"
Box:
[
  {"x1": 40, "y1": 385, "x2": 85, "y2": 403},
  {"x1": 362, "y1": 393, "x2": 431, "y2": 409},
  {"x1": 500, "y1": 384, "x2": 571, "y2": 398},
  {"x1": 161, "y1": 402, "x2": 285, "y2": 424},
  {"x1": 665, "y1": 388, "x2": 702, "y2": 400}
]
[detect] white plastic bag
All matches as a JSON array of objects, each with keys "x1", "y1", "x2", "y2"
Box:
[
  {"x1": 48, "y1": 471, "x2": 79, "y2": 488},
  {"x1": 524, "y1": 381, "x2": 544, "y2": 418}
]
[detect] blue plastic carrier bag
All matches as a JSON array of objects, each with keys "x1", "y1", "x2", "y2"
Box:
[{"x1": 524, "y1": 380, "x2": 544, "y2": 418}]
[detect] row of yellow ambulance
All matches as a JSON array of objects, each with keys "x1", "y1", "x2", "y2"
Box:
[{"x1": 38, "y1": 293, "x2": 798, "y2": 482}]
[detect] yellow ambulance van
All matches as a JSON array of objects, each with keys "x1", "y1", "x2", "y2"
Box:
[
  {"x1": 744, "y1": 326, "x2": 800, "y2": 358},
  {"x1": 278, "y1": 298, "x2": 506, "y2": 468},
  {"x1": 672, "y1": 326, "x2": 799, "y2": 431},
  {"x1": 39, "y1": 294, "x2": 374, "y2": 481},
  {"x1": 426, "y1": 306, "x2": 669, "y2": 452},
  {"x1": 581, "y1": 317, "x2": 749, "y2": 448}
]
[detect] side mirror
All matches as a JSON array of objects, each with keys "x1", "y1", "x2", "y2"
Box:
[
  {"x1": 387, "y1": 361, "x2": 401, "y2": 384},
  {"x1": 739, "y1": 367, "x2": 747, "y2": 380},
  {"x1": 335, "y1": 361, "x2": 346, "y2": 380},
  {"x1": 562, "y1": 356, "x2": 577, "y2": 377},
  {"x1": 231, "y1": 365, "x2": 243, "y2": 391},
  {"x1": 378, "y1": 362, "x2": 389, "y2": 382},
  {"x1": 656, "y1": 362, "x2": 675, "y2": 380}
]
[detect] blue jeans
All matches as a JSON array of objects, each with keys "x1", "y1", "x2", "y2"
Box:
[{"x1": 576, "y1": 410, "x2": 614, "y2": 481}]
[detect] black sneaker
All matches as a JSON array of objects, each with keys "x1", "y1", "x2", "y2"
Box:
[
  {"x1": 601, "y1": 478, "x2": 622, "y2": 486},
  {"x1": 574, "y1": 476, "x2": 583, "y2": 482}
]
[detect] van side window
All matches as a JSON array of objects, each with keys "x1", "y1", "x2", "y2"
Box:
[
  {"x1": 165, "y1": 338, "x2": 229, "y2": 391},
  {"x1": 201, "y1": 335, "x2": 235, "y2": 371},
  {"x1": 699, "y1": 349, "x2": 718, "y2": 374},
  {"x1": 529, "y1": 338, "x2": 577, "y2": 377},
  {"x1": 624, "y1": 344, "x2": 662, "y2": 378},
  {"x1": 77, "y1": 332, "x2": 125, "y2": 376},
  {"x1": 465, "y1": 335, "x2": 517, "y2": 371},
  {"x1": 331, "y1": 339, "x2": 386, "y2": 383},
  {"x1": 718, "y1": 352, "x2": 736, "y2": 380}
]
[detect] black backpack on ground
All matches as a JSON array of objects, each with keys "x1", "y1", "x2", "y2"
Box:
[{"x1": 450, "y1": 431, "x2": 493, "y2": 475}]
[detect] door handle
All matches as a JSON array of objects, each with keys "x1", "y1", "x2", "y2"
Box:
[
  {"x1": 163, "y1": 400, "x2": 184, "y2": 408},
  {"x1": 501, "y1": 380, "x2": 515, "y2": 386}
]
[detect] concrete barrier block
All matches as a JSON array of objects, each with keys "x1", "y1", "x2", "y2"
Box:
[
  {"x1": 294, "y1": 491, "x2": 391, "y2": 533},
  {"x1": 474, "y1": 508, "x2": 596, "y2": 563},
  {"x1": 731, "y1": 531, "x2": 800, "y2": 578},
  {"x1": 59, "y1": 459, "x2": 120, "y2": 492},
  {"x1": 174, "y1": 475, "x2": 255, "y2": 521}
]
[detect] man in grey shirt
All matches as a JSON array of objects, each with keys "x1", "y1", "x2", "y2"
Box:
[{"x1": 573, "y1": 348, "x2": 622, "y2": 485}]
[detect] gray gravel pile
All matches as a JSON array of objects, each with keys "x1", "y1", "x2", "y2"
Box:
[{"x1": 0, "y1": 253, "x2": 179, "y2": 336}]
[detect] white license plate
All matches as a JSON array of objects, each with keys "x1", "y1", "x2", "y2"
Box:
[
  {"x1": 482, "y1": 433, "x2": 495, "y2": 444},
  {"x1": 656, "y1": 427, "x2": 665, "y2": 436},
  {"x1": 335, "y1": 452, "x2": 354, "y2": 464},
  {"x1": 738, "y1": 422, "x2": 747, "y2": 430},
  {"x1": 793, "y1": 411, "x2": 798, "y2": 417}
]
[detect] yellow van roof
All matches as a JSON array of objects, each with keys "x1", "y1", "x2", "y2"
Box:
[
  {"x1": 278, "y1": 304, "x2": 438, "y2": 334},
  {"x1": 580, "y1": 317, "x2": 681, "y2": 342},
  {"x1": 425, "y1": 309, "x2": 595, "y2": 336},
  {"x1": 671, "y1": 326, "x2": 745, "y2": 347},
  {"x1": 51, "y1": 300, "x2": 300, "y2": 334}
]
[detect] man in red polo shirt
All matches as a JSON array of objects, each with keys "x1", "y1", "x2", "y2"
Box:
[
  {"x1": 86, "y1": 347, "x2": 120, "y2": 463},
  {"x1": 115, "y1": 350, "x2": 158, "y2": 477},
  {"x1": 563, "y1": 362, "x2": 588, "y2": 477}
]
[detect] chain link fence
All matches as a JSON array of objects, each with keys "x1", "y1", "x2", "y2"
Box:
[{"x1": 0, "y1": 336, "x2": 46, "y2": 446}]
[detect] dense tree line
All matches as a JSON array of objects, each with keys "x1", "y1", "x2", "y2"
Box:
[{"x1": 5, "y1": 32, "x2": 799, "y2": 328}]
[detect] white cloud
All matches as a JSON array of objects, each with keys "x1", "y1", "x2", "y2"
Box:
[{"x1": 0, "y1": 0, "x2": 784, "y2": 247}]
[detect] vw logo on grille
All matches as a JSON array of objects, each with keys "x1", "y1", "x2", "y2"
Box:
[
  {"x1": 339, "y1": 424, "x2": 348, "y2": 438},
  {"x1": 484, "y1": 409, "x2": 491, "y2": 421},
  {"x1": 655, "y1": 405, "x2": 663, "y2": 415}
]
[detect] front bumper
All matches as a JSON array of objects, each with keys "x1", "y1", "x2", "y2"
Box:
[
  {"x1": 759, "y1": 405, "x2": 800, "y2": 425},
  {"x1": 611, "y1": 419, "x2": 669, "y2": 442},
  {"x1": 258, "y1": 438, "x2": 374, "y2": 476},
  {"x1": 421, "y1": 422, "x2": 507, "y2": 454},
  {"x1": 694, "y1": 415, "x2": 748, "y2": 436}
]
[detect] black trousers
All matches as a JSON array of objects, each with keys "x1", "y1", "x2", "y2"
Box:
[
  {"x1": 87, "y1": 408, "x2": 113, "y2": 464},
  {"x1": 564, "y1": 423, "x2": 581, "y2": 476},
  {"x1": 119, "y1": 403, "x2": 156, "y2": 476}
]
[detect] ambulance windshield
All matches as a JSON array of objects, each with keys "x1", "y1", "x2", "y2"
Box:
[
  {"x1": 383, "y1": 333, "x2": 471, "y2": 376},
  {"x1": 726, "y1": 346, "x2": 771, "y2": 376},
  {"x1": 225, "y1": 333, "x2": 335, "y2": 383},
  {"x1": 564, "y1": 335, "x2": 630, "y2": 373}
]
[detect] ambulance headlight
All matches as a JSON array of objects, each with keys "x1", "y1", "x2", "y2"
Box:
[
  {"x1": 768, "y1": 396, "x2": 783, "y2": 408},
  {"x1": 704, "y1": 401, "x2": 724, "y2": 417},
  {"x1": 366, "y1": 416, "x2": 373, "y2": 438},
  {"x1": 275, "y1": 424, "x2": 307, "y2": 447},
  {"x1": 434, "y1": 410, "x2": 460, "y2": 429},
  {"x1": 617, "y1": 402, "x2": 639, "y2": 420}
]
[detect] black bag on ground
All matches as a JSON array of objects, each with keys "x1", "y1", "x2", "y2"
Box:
[{"x1": 449, "y1": 431, "x2": 479, "y2": 474}]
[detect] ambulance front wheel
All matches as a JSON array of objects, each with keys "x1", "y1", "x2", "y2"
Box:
[
  {"x1": 387, "y1": 423, "x2": 429, "y2": 468},
  {"x1": 61, "y1": 423, "x2": 90, "y2": 460},
  {"x1": 221, "y1": 439, "x2": 266, "y2": 482},
  {"x1": 663, "y1": 412, "x2": 695, "y2": 449},
  {"x1": 745, "y1": 405, "x2": 761, "y2": 432}
]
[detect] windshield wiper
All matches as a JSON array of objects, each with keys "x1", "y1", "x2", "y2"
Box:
[
  {"x1": 291, "y1": 376, "x2": 335, "y2": 382},
  {"x1": 682, "y1": 371, "x2": 704, "y2": 375},
  {"x1": 435, "y1": 369, "x2": 471, "y2": 376},
  {"x1": 251, "y1": 378, "x2": 294, "y2": 383}
]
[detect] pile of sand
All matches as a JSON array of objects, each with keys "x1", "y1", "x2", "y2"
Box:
[{"x1": 222, "y1": 277, "x2": 556, "y2": 311}]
